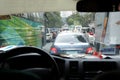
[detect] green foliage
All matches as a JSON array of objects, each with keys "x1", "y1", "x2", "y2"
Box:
[
  {"x1": 44, "y1": 12, "x2": 63, "y2": 28},
  {"x1": 66, "y1": 12, "x2": 94, "y2": 26}
]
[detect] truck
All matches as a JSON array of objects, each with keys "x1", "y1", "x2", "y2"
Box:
[{"x1": 94, "y1": 12, "x2": 120, "y2": 55}]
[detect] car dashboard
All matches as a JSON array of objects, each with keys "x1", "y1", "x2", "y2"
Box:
[
  {"x1": 1, "y1": 52, "x2": 120, "y2": 80},
  {"x1": 53, "y1": 55, "x2": 120, "y2": 80}
]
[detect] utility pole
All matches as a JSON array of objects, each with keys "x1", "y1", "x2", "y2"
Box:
[{"x1": 43, "y1": 13, "x2": 48, "y2": 46}]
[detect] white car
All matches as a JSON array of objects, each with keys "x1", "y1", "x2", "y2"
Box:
[{"x1": 46, "y1": 28, "x2": 53, "y2": 42}]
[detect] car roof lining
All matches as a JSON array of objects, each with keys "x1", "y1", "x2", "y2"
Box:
[{"x1": 0, "y1": 0, "x2": 77, "y2": 15}]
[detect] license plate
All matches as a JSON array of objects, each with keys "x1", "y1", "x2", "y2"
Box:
[{"x1": 66, "y1": 51, "x2": 78, "y2": 54}]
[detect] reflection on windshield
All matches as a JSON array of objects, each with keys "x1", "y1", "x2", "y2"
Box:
[
  {"x1": 0, "y1": 11, "x2": 120, "y2": 56},
  {"x1": 55, "y1": 35, "x2": 86, "y2": 43},
  {"x1": 0, "y1": 16, "x2": 42, "y2": 48}
]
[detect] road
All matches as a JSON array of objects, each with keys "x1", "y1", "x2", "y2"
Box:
[{"x1": 42, "y1": 42, "x2": 53, "y2": 53}]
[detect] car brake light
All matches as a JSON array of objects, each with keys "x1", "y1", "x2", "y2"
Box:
[
  {"x1": 89, "y1": 32, "x2": 94, "y2": 35},
  {"x1": 50, "y1": 47, "x2": 57, "y2": 54},
  {"x1": 86, "y1": 47, "x2": 93, "y2": 54},
  {"x1": 86, "y1": 47, "x2": 103, "y2": 59},
  {"x1": 93, "y1": 51, "x2": 103, "y2": 59},
  {"x1": 116, "y1": 45, "x2": 120, "y2": 49}
]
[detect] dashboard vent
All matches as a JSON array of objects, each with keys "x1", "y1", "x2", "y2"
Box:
[
  {"x1": 69, "y1": 61, "x2": 79, "y2": 75},
  {"x1": 83, "y1": 61, "x2": 117, "y2": 80}
]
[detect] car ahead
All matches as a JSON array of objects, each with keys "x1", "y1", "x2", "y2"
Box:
[{"x1": 50, "y1": 31, "x2": 92, "y2": 54}]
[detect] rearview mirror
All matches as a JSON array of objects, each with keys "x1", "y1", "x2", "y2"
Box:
[{"x1": 76, "y1": 0, "x2": 120, "y2": 12}]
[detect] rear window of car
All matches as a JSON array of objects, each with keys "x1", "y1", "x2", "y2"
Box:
[{"x1": 55, "y1": 34, "x2": 87, "y2": 43}]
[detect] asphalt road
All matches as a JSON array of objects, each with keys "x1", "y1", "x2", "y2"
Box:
[{"x1": 42, "y1": 42, "x2": 53, "y2": 53}]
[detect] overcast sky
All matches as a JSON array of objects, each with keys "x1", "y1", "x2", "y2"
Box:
[{"x1": 60, "y1": 11, "x2": 73, "y2": 17}]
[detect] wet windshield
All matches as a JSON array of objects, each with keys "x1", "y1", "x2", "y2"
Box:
[{"x1": 0, "y1": 11, "x2": 119, "y2": 57}]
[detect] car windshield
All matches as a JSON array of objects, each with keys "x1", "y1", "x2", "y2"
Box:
[
  {"x1": 0, "y1": 11, "x2": 120, "y2": 57},
  {"x1": 1, "y1": 1, "x2": 120, "y2": 80}
]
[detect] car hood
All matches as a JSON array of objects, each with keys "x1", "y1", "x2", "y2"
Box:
[{"x1": 59, "y1": 54, "x2": 100, "y2": 59}]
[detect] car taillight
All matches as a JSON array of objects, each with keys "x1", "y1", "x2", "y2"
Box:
[
  {"x1": 93, "y1": 51, "x2": 103, "y2": 59},
  {"x1": 89, "y1": 32, "x2": 94, "y2": 35},
  {"x1": 86, "y1": 47, "x2": 103, "y2": 59},
  {"x1": 116, "y1": 45, "x2": 120, "y2": 49},
  {"x1": 50, "y1": 47, "x2": 57, "y2": 54},
  {"x1": 86, "y1": 47, "x2": 93, "y2": 54}
]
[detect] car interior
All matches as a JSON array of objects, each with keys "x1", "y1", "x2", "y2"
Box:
[{"x1": 0, "y1": 0, "x2": 120, "y2": 80}]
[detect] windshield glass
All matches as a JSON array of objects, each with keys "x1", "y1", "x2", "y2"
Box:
[{"x1": 0, "y1": 11, "x2": 119, "y2": 57}]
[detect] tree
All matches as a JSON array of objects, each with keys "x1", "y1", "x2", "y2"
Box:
[
  {"x1": 66, "y1": 12, "x2": 94, "y2": 26},
  {"x1": 44, "y1": 12, "x2": 63, "y2": 28}
]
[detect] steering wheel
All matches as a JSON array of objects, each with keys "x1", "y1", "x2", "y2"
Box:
[{"x1": 0, "y1": 46, "x2": 60, "y2": 80}]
